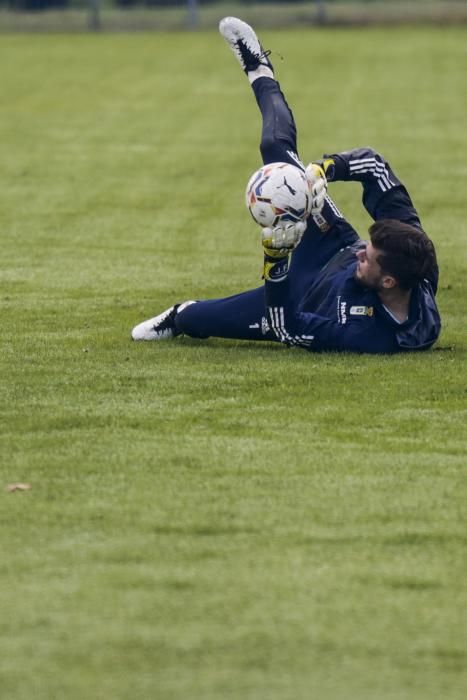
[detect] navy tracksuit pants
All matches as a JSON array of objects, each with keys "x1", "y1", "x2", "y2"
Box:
[{"x1": 175, "y1": 78, "x2": 359, "y2": 342}]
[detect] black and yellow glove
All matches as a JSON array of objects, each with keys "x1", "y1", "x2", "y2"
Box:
[
  {"x1": 261, "y1": 221, "x2": 306, "y2": 258},
  {"x1": 261, "y1": 221, "x2": 306, "y2": 282}
]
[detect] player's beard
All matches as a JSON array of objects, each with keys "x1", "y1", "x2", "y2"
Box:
[{"x1": 353, "y1": 267, "x2": 384, "y2": 292}]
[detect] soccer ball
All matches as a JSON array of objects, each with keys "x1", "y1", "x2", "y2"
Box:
[{"x1": 245, "y1": 162, "x2": 312, "y2": 228}]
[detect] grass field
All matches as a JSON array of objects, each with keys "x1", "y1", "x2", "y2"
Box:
[{"x1": 1, "y1": 27, "x2": 466, "y2": 700}]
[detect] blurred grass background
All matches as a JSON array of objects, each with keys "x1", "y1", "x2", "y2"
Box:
[{"x1": 1, "y1": 25, "x2": 466, "y2": 700}]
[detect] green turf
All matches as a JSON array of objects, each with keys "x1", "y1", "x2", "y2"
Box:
[{"x1": 1, "y1": 28, "x2": 466, "y2": 700}]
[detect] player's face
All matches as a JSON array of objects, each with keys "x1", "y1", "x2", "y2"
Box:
[{"x1": 354, "y1": 242, "x2": 392, "y2": 290}]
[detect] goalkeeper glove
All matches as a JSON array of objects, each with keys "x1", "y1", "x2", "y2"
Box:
[
  {"x1": 261, "y1": 221, "x2": 306, "y2": 282},
  {"x1": 305, "y1": 162, "x2": 328, "y2": 215},
  {"x1": 261, "y1": 221, "x2": 306, "y2": 258}
]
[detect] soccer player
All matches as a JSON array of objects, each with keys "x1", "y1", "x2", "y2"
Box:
[{"x1": 131, "y1": 17, "x2": 440, "y2": 354}]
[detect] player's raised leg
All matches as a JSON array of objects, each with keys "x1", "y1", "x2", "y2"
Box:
[
  {"x1": 219, "y1": 17, "x2": 358, "y2": 301},
  {"x1": 219, "y1": 17, "x2": 300, "y2": 168}
]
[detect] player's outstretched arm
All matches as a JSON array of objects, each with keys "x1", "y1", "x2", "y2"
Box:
[{"x1": 313, "y1": 147, "x2": 422, "y2": 229}]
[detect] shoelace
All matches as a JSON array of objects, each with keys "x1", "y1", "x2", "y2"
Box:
[
  {"x1": 258, "y1": 49, "x2": 284, "y2": 65},
  {"x1": 259, "y1": 49, "x2": 272, "y2": 62}
]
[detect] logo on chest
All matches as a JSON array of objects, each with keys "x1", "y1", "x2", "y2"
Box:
[
  {"x1": 337, "y1": 297, "x2": 374, "y2": 324},
  {"x1": 350, "y1": 305, "x2": 374, "y2": 317}
]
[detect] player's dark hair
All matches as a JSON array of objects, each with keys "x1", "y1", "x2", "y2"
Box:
[{"x1": 369, "y1": 220, "x2": 438, "y2": 290}]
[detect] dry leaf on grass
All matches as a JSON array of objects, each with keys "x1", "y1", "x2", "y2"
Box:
[{"x1": 5, "y1": 483, "x2": 32, "y2": 493}]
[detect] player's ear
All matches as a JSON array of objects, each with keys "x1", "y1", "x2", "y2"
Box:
[{"x1": 382, "y1": 275, "x2": 397, "y2": 289}]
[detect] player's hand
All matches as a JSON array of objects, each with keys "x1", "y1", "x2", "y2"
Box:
[
  {"x1": 305, "y1": 162, "x2": 327, "y2": 215},
  {"x1": 261, "y1": 221, "x2": 306, "y2": 258}
]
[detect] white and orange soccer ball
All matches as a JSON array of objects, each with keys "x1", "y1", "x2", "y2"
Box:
[{"x1": 245, "y1": 162, "x2": 312, "y2": 228}]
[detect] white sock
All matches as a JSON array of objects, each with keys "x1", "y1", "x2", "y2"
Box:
[{"x1": 248, "y1": 65, "x2": 275, "y2": 85}]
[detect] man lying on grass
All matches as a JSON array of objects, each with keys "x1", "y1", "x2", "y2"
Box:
[{"x1": 132, "y1": 17, "x2": 440, "y2": 354}]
